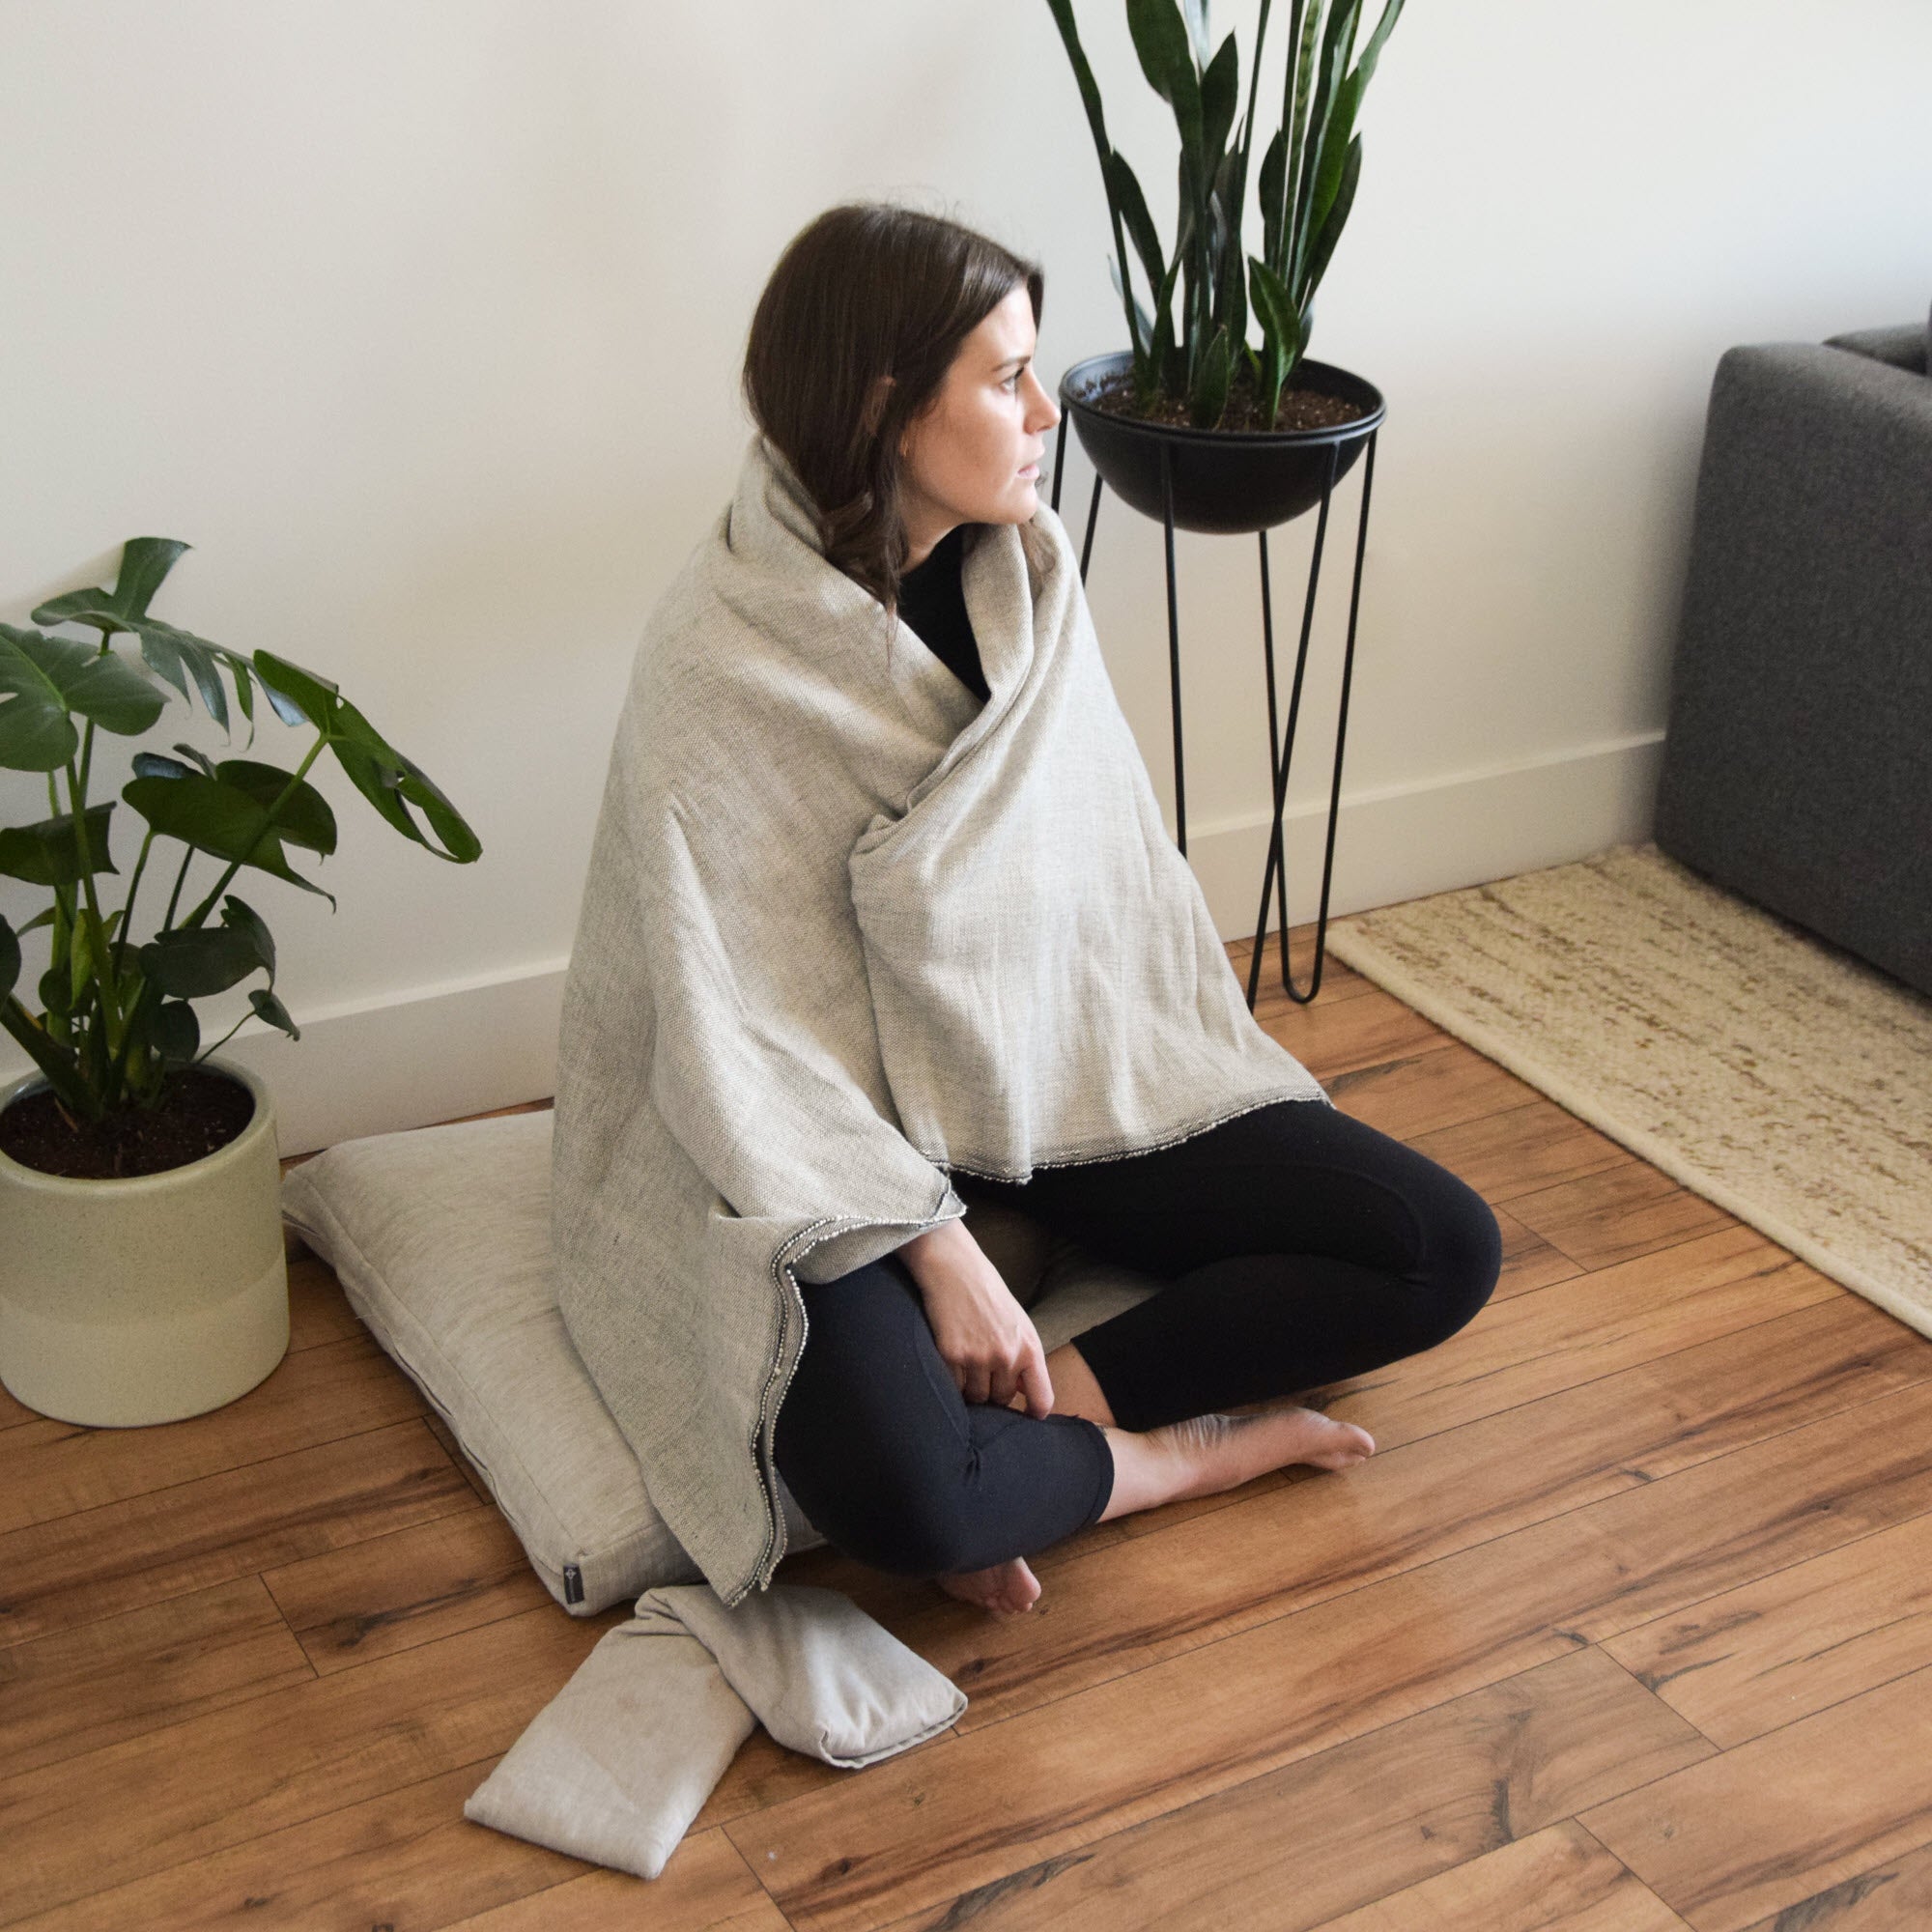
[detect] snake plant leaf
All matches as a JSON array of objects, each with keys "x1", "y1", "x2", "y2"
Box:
[
  {"x1": 30, "y1": 538, "x2": 191, "y2": 633},
  {"x1": 1180, "y1": 0, "x2": 1211, "y2": 71},
  {"x1": 1355, "y1": 0, "x2": 1406, "y2": 90},
  {"x1": 1043, "y1": 0, "x2": 1112, "y2": 150},
  {"x1": 0, "y1": 912, "x2": 18, "y2": 1003},
  {"x1": 1258, "y1": 122, "x2": 1288, "y2": 268},
  {"x1": 152, "y1": 998, "x2": 200, "y2": 1065},
  {"x1": 1280, "y1": 0, "x2": 1324, "y2": 270},
  {"x1": 1317, "y1": 0, "x2": 1364, "y2": 93},
  {"x1": 121, "y1": 773, "x2": 338, "y2": 907},
  {"x1": 0, "y1": 804, "x2": 119, "y2": 888},
  {"x1": 1200, "y1": 31, "x2": 1240, "y2": 164},
  {"x1": 1300, "y1": 133, "x2": 1362, "y2": 308},
  {"x1": 220, "y1": 894, "x2": 276, "y2": 976},
  {"x1": 1248, "y1": 253, "x2": 1299, "y2": 346},
  {"x1": 139, "y1": 923, "x2": 265, "y2": 999},
  {"x1": 1297, "y1": 0, "x2": 1363, "y2": 269},
  {"x1": 212, "y1": 759, "x2": 339, "y2": 856},
  {"x1": 1192, "y1": 325, "x2": 1234, "y2": 426},
  {"x1": 1107, "y1": 251, "x2": 1156, "y2": 363},
  {"x1": 0, "y1": 624, "x2": 169, "y2": 770},
  {"x1": 1127, "y1": 0, "x2": 1205, "y2": 160},
  {"x1": 248, "y1": 985, "x2": 299, "y2": 1040},
  {"x1": 1105, "y1": 148, "x2": 1167, "y2": 300}
]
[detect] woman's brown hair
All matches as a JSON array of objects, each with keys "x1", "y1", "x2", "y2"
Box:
[{"x1": 741, "y1": 201, "x2": 1044, "y2": 615}]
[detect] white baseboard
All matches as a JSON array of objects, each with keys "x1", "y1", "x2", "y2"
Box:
[
  {"x1": 3, "y1": 730, "x2": 1664, "y2": 1155},
  {"x1": 1184, "y1": 726, "x2": 1667, "y2": 930}
]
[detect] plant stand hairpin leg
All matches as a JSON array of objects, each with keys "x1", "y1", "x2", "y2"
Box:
[
  {"x1": 1246, "y1": 429, "x2": 1376, "y2": 1008},
  {"x1": 1050, "y1": 412, "x2": 1378, "y2": 1010}
]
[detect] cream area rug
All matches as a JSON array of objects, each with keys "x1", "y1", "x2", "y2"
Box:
[{"x1": 1322, "y1": 841, "x2": 1932, "y2": 1335}]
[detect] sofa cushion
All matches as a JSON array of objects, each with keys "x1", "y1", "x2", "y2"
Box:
[
  {"x1": 1823, "y1": 318, "x2": 1928, "y2": 375},
  {"x1": 279, "y1": 1108, "x2": 1162, "y2": 1614}
]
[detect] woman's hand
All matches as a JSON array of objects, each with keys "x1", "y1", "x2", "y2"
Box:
[{"x1": 898, "y1": 1218, "x2": 1055, "y2": 1418}]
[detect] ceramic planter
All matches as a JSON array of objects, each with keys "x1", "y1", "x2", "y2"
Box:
[
  {"x1": 1059, "y1": 349, "x2": 1385, "y2": 534},
  {"x1": 0, "y1": 1056, "x2": 289, "y2": 1426}
]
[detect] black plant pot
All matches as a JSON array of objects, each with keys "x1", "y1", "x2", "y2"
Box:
[{"x1": 1058, "y1": 350, "x2": 1384, "y2": 535}]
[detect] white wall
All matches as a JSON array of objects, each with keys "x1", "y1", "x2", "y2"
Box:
[{"x1": 3, "y1": 1, "x2": 1926, "y2": 1149}]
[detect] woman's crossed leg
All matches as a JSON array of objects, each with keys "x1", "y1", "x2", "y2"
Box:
[{"x1": 773, "y1": 1097, "x2": 1502, "y2": 1612}]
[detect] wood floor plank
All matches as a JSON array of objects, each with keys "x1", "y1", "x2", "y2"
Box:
[
  {"x1": 870, "y1": 1648, "x2": 1710, "y2": 1932},
  {"x1": 0, "y1": 1603, "x2": 615, "y2": 1924},
  {"x1": 422, "y1": 1410, "x2": 498, "y2": 1508},
  {"x1": 1505, "y1": 1164, "x2": 1740, "y2": 1273},
  {"x1": 1254, "y1": 983, "x2": 1452, "y2": 1085},
  {"x1": 1491, "y1": 1204, "x2": 1587, "y2": 1299},
  {"x1": 1405, "y1": 1097, "x2": 1636, "y2": 1208},
  {"x1": 263, "y1": 1503, "x2": 553, "y2": 1675},
  {"x1": 721, "y1": 1377, "x2": 1932, "y2": 1932},
  {"x1": 286, "y1": 1254, "x2": 364, "y2": 1353},
  {"x1": 0, "y1": 1383, "x2": 34, "y2": 1431},
  {"x1": 1326, "y1": 1039, "x2": 1545, "y2": 1140},
  {"x1": 0, "y1": 1419, "x2": 476, "y2": 1650},
  {"x1": 1602, "y1": 1511, "x2": 1932, "y2": 1748},
  {"x1": 1305, "y1": 1820, "x2": 1692, "y2": 1932},
  {"x1": 1578, "y1": 1660, "x2": 1932, "y2": 1932},
  {"x1": 1734, "y1": 1837, "x2": 1932, "y2": 1931},
  {"x1": 440, "y1": 1834, "x2": 790, "y2": 1930},
  {"x1": 1314, "y1": 1224, "x2": 1836, "y2": 1453},
  {"x1": 0, "y1": 1333, "x2": 428, "y2": 1534},
  {"x1": 5, "y1": 1762, "x2": 584, "y2": 1932},
  {"x1": 0, "y1": 1577, "x2": 313, "y2": 1778}
]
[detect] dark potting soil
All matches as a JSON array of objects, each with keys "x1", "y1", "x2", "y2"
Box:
[
  {"x1": 0, "y1": 1066, "x2": 257, "y2": 1179},
  {"x1": 1087, "y1": 366, "x2": 1368, "y2": 433}
]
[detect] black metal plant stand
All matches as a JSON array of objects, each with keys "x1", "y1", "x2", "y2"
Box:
[{"x1": 1049, "y1": 395, "x2": 1378, "y2": 1009}]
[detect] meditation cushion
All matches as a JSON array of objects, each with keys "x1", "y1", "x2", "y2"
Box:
[{"x1": 279, "y1": 1108, "x2": 1163, "y2": 1615}]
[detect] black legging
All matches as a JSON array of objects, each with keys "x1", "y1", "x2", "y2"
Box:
[{"x1": 773, "y1": 1096, "x2": 1502, "y2": 1578}]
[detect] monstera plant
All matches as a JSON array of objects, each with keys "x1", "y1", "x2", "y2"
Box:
[
  {"x1": 0, "y1": 536, "x2": 480, "y2": 1140},
  {"x1": 0, "y1": 536, "x2": 483, "y2": 1428},
  {"x1": 1047, "y1": 0, "x2": 1406, "y2": 429}
]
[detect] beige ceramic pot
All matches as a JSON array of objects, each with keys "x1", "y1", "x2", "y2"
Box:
[{"x1": 0, "y1": 1056, "x2": 289, "y2": 1426}]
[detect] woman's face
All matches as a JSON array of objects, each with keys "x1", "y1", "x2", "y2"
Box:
[{"x1": 893, "y1": 284, "x2": 1062, "y2": 568}]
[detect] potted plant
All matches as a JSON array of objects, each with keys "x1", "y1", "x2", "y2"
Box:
[
  {"x1": 0, "y1": 537, "x2": 481, "y2": 1426},
  {"x1": 1044, "y1": 0, "x2": 1404, "y2": 529},
  {"x1": 1043, "y1": 0, "x2": 1406, "y2": 1007}
]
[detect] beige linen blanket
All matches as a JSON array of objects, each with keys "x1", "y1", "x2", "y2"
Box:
[{"x1": 552, "y1": 428, "x2": 1330, "y2": 1608}]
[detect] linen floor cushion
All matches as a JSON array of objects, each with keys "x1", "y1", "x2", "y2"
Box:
[
  {"x1": 278, "y1": 1107, "x2": 1164, "y2": 1615},
  {"x1": 463, "y1": 1581, "x2": 964, "y2": 1880}
]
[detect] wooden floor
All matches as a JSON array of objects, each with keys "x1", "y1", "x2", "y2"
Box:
[{"x1": 6, "y1": 922, "x2": 1932, "y2": 1931}]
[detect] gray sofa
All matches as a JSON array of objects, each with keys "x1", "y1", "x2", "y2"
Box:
[{"x1": 1652, "y1": 307, "x2": 1932, "y2": 999}]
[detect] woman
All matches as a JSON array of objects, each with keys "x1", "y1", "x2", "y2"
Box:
[{"x1": 552, "y1": 203, "x2": 1501, "y2": 1620}]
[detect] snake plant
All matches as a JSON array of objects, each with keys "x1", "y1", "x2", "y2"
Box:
[{"x1": 1046, "y1": 0, "x2": 1406, "y2": 428}]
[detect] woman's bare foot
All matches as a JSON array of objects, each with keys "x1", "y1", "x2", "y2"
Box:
[
  {"x1": 1098, "y1": 1404, "x2": 1376, "y2": 1521},
  {"x1": 936, "y1": 1554, "x2": 1042, "y2": 1616}
]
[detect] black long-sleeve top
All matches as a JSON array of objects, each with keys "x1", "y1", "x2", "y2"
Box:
[{"x1": 894, "y1": 524, "x2": 989, "y2": 703}]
